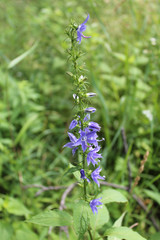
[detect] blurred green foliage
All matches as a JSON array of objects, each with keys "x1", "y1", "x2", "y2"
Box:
[{"x1": 0, "y1": 0, "x2": 160, "y2": 239}]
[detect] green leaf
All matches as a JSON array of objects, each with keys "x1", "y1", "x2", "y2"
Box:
[
  {"x1": 15, "y1": 225, "x2": 39, "y2": 240},
  {"x1": 108, "y1": 212, "x2": 126, "y2": 240},
  {"x1": 0, "y1": 222, "x2": 13, "y2": 240},
  {"x1": 8, "y1": 42, "x2": 38, "y2": 69},
  {"x1": 113, "y1": 212, "x2": 126, "y2": 227},
  {"x1": 90, "y1": 205, "x2": 109, "y2": 231},
  {"x1": 149, "y1": 232, "x2": 160, "y2": 240},
  {"x1": 63, "y1": 166, "x2": 81, "y2": 177},
  {"x1": 0, "y1": 198, "x2": 4, "y2": 211},
  {"x1": 27, "y1": 210, "x2": 72, "y2": 227},
  {"x1": 16, "y1": 230, "x2": 38, "y2": 240},
  {"x1": 98, "y1": 189, "x2": 128, "y2": 204},
  {"x1": 15, "y1": 114, "x2": 38, "y2": 145},
  {"x1": 73, "y1": 200, "x2": 90, "y2": 240},
  {"x1": 136, "y1": 56, "x2": 149, "y2": 65},
  {"x1": 68, "y1": 163, "x2": 81, "y2": 181},
  {"x1": 105, "y1": 227, "x2": 147, "y2": 240},
  {"x1": 129, "y1": 67, "x2": 142, "y2": 76},
  {"x1": 3, "y1": 197, "x2": 30, "y2": 217},
  {"x1": 144, "y1": 189, "x2": 160, "y2": 205},
  {"x1": 113, "y1": 52, "x2": 126, "y2": 62},
  {"x1": 66, "y1": 72, "x2": 74, "y2": 77}
]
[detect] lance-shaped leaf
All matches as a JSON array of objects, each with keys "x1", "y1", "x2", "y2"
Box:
[
  {"x1": 90, "y1": 205, "x2": 109, "y2": 231},
  {"x1": 98, "y1": 189, "x2": 127, "y2": 204},
  {"x1": 104, "y1": 227, "x2": 147, "y2": 240},
  {"x1": 8, "y1": 42, "x2": 38, "y2": 69},
  {"x1": 108, "y1": 212, "x2": 126, "y2": 240},
  {"x1": 73, "y1": 200, "x2": 90, "y2": 240},
  {"x1": 27, "y1": 210, "x2": 73, "y2": 227}
]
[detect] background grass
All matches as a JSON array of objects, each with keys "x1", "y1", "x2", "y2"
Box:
[{"x1": 0, "y1": 0, "x2": 160, "y2": 239}]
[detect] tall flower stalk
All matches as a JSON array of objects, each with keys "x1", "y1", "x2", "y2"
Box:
[
  {"x1": 27, "y1": 13, "x2": 148, "y2": 240},
  {"x1": 64, "y1": 14, "x2": 105, "y2": 214}
]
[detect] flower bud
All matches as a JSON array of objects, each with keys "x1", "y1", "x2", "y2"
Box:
[
  {"x1": 84, "y1": 107, "x2": 96, "y2": 113},
  {"x1": 86, "y1": 92, "x2": 97, "y2": 97},
  {"x1": 69, "y1": 119, "x2": 78, "y2": 130},
  {"x1": 88, "y1": 122, "x2": 101, "y2": 131},
  {"x1": 78, "y1": 75, "x2": 87, "y2": 82},
  {"x1": 73, "y1": 94, "x2": 79, "y2": 103}
]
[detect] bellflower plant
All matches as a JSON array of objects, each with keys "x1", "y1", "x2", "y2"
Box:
[
  {"x1": 64, "y1": 13, "x2": 105, "y2": 223},
  {"x1": 28, "y1": 14, "x2": 148, "y2": 240}
]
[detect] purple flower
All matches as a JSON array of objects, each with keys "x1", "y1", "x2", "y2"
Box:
[
  {"x1": 69, "y1": 119, "x2": 78, "y2": 130},
  {"x1": 80, "y1": 169, "x2": 90, "y2": 182},
  {"x1": 90, "y1": 197, "x2": 102, "y2": 214},
  {"x1": 74, "y1": 128, "x2": 99, "y2": 152},
  {"x1": 77, "y1": 14, "x2": 91, "y2": 44},
  {"x1": 87, "y1": 146, "x2": 102, "y2": 166},
  {"x1": 63, "y1": 132, "x2": 78, "y2": 155},
  {"x1": 91, "y1": 166, "x2": 105, "y2": 187},
  {"x1": 85, "y1": 107, "x2": 96, "y2": 113},
  {"x1": 88, "y1": 122, "x2": 101, "y2": 131}
]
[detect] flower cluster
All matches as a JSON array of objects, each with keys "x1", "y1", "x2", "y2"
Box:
[
  {"x1": 64, "y1": 14, "x2": 105, "y2": 215},
  {"x1": 64, "y1": 105, "x2": 105, "y2": 213}
]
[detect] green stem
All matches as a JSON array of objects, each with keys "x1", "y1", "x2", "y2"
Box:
[
  {"x1": 83, "y1": 152, "x2": 87, "y2": 200},
  {"x1": 81, "y1": 118, "x2": 87, "y2": 201},
  {"x1": 68, "y1": 24, "x2": 93, "y2": 240},
  {"x1": 88, "y1": 229, "x2": 94, "y2": 240}
]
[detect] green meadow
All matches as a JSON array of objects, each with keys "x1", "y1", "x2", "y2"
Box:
[{"x1": 0, "y1": 0, "x2": 160, "y2": 239}]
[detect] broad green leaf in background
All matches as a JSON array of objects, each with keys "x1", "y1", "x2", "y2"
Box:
[
  {"x1": 129, "y1": 66, "x2": 142, "y2": 77},
  {"x1": 16, "y1": 230, "x2": 38, "y2": 240},
  {"x1": 3, "y1": 197, "x2": 30, "y2": 217},
  {"x1": 90, "y1": 205, "x2": 109, "y2": 232},
  {"x1": 105, "y1": 227, "x2": 147, "y2": 240},
  {"x1": 149, "y1": 232, "x2": 160, "y2": 240},
  {"x1": 108, "y1": 212, "x2": 126, "y2": 240},
  {"x1": 0, "y1": 142, "x2": 8, "y2": 153},
  {"x1": 73, "y1": 200, "x2": 90, "y2": 240},
  {"x1": 15, "y1": 226, "x2": 39, "y2": 240},
  {"x1": 14, "y1": 223, "x2": 47, "y2": 240},
  {"x1": 112, "y1": 212, "x2": 126, "y2": 227},
  {"x1": 27, "y1": 210, "x2": 73, "y2": 227},
  {"x1": 0, "y1": 222, "x2": 13, "y2": 240},
  {"x1": 98, "y1": 189, "x2": 128, "y2": 204},
  {"x1": 0, "y1": 198, "x2": 4, "y2": 211},
  {"x1": 144, "y1": 189, "x2": 160, "y2": 205},
  {"x1": 136, "y1": 56, "x2": 149, "y2": 65},
  {"x1": 112, "y1": 52, "x2": 126, "y2": 62},
  {"x1": 8, "y1": 42, "x2": 38, "y2": 69}
]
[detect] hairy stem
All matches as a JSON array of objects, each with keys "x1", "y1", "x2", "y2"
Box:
[{"x1": 83, "y1": 152, "x2": 87, "y2": 200}]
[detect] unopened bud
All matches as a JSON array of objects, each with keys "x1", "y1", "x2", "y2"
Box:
[
  {"x1": 86, "y1": 92, "x2": 97, "y2": 97},
  {"x1": 78, "y1": 75, "x2": 87, "y2": 82},
  {"x1": 73, "y1": 94, "x2": 79, "y2": 102},
  {"x1": 84, "y1": 107, "x2": 96, "y2": 113}
]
